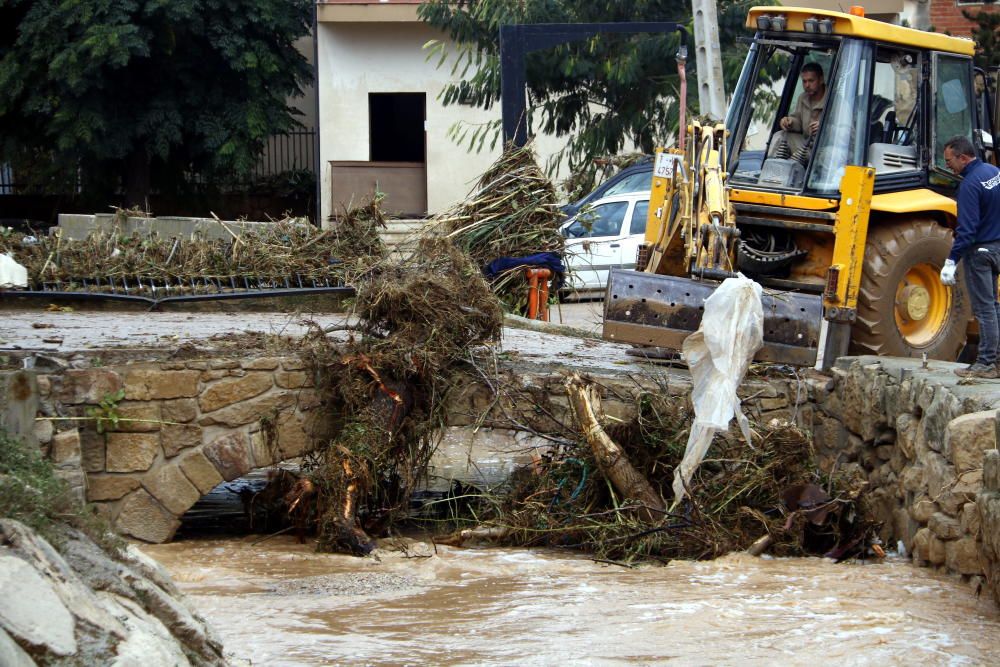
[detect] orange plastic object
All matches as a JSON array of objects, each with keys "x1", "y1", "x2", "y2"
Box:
[
  {"x1": 849, "y1": 5, "x2": 865, "y2": 16},
  {"x1": 525, "y1": 268, "x2": 552, "y2": 321}
]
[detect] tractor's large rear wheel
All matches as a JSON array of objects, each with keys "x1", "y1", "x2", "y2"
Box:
[{"x1": 851, "y1": 218, "x2": 971, "y2": 360}]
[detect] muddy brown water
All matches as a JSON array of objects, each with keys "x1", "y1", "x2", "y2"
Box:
[{"x1": 142, "y1": 537, "x2": 1000, "y2": 666}]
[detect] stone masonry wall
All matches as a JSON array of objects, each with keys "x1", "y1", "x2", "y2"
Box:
[
  {"x1": 31, "y1": 356, "x2": 329, "y2": 543},
  {"x1": 810, "y1": 356, "x2": 1000, "y2": 605}
]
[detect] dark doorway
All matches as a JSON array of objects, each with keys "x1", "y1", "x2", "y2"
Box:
[{"x1": 369, "y1": 93, "x2": 426, "y2": 163}]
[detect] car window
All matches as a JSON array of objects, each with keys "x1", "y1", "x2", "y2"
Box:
[
  {"x1": 628, "y1": 200, "x2": 649, "y2": 235},
  {"x1": 564, "y1": 201, "x2": 629, "y2": 238},
  {"x1": 603, "y1": 170, "x2": 652, "y2": 197}
]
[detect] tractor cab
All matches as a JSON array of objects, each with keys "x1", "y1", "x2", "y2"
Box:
[{"x1": 726, "y1": 7, "x2": 982, "y2": 198}]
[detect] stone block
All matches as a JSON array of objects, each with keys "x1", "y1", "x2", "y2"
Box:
[
  {"x1": 86, "y1": 475, "x2": 141, "y2": 501},
  {"x1": 938, "y1": 471, "x2": 982, "y2": 517},
  {"x1": 199, "y1": 373, "x2": 273, "y2": 413},
  {"x1": 203, "y1": 432, "x2": 252, "y2": 481},
  {"x1": 161, "y1": 398, "x2": 198, "y2": 424},
  {"x1": 927, "y1": 532, "x2": 947, "y2": 564},
  {"x1": 242, "y1": 357, "x2": 281, "y2": 370},
  {"x1": 924, "y1": 390, "x2": 963, "y2": 456},
  {"x1": 909, "y1": 498, "x2": 938, "y2": 523},
  {"x1": 913, "y1": 527, "x2": 931, "y2": 564},
  {"x1": 80, "y1": 429, "x2": 106, "y2": 472},
  {"x1": 33, "y1": 418, "x2": 54, "y2": 445},
  {"x1": 275, "y1": 370, "x2": 311, "y2": 389},
  {"x1": 105, "y1": 433, "x2": 159, "y2": 473},
  {"x1": 277, "y1": 412, "x2": 313, "y2": 459},
  {"x1": 184, "y1": 361, "x2": 209, "y2": 370},
  {"x1": 115, "y1": 489, "x2": 180, "y2": 543},
  {"x1": 200, "y1": 370, "x2": 229, "y2": 381},
  {"x1": 922, "y1": 452, "x2": 954, "y2": 499},
  {"x1": 57, "y1": 368, "x2": 123, "y2": 405},
  {"x1": 54, "y1": 469, "x2": 87, "y2": 504},
  {"x1": 296, "y1": 389, "x2": 322, "y2": 411},
  {"x1": 161, "y1": 424, "x2": 203, "y2": 458},
  {"x1": 945, "y1": 537, "x2": 982, "y2": 575},
  {"x1": 929, "y1": 512, "x2": 962, "y2": 540},
  {"x1": 946, "y1": 410, "x2": 998, "y2": 473},
  {"x1": 984, "y1": 449, "x2": 1000, "y2": 492},
  {"x1": 36, "y1": 374, "x2": 51, "y2": 398},
  {"x1": 901, "y1": 465, "x2": 925, "y2": 493},
  {"x1": 50, "y1": 428, "x2": 81, "y2": 466},
  {"x1": 895, "y1": 412, "x2": 918, "y2": 460},
  {"x1": 209, "y1": 359, "x2": 240, "y2": 369},
  {"x1": 1, "y1": 371, "x2": 39, "y2": 449},
  {"x1": 179, "y1": 451, "x2": 224, "y2": 494},
  {"x1": 142, "y1": 464, "x2": 201, "y2": 516},
  {"x1": 198, "y1": 391, "x2": 296, "y2": 428},
  {"x1": 124, "y1": 369, "x2": 199, "y2": 401},
  {"x1": 110, "y1": 401, "x2": 161, "y2": 433},
  {"x1": 961, "y1": 501, "x2": 981, "y2": 537},
  {"x1": 249, "y1": 431, "x2": 276, "y2": 469},
  {"x1": 281, "y1": 358, "x2": 306, "y2": 371}
]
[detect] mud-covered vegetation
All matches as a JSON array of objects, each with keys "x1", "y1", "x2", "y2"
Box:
[
  {"x1": 432, "y1": 383, "x2": 873, "y2": 563},
  {"x1": 0, "y1": 202, "x2": 386, "y2": 288}
]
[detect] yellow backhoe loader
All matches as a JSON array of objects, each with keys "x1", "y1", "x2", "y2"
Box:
[{"x1": 603, "y1": 6, "x2": 998, "y2": 368}]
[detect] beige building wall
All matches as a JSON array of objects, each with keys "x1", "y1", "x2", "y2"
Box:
[{"x1": 316, "y1": 17, "x2": 568, "y2": 223}]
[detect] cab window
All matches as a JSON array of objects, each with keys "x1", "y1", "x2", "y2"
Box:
[{"x1": 933, "y1": 54, "x2": 975, "y2": 172}]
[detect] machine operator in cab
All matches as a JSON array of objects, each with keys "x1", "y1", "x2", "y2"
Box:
[{"x1": 768, "y1": 62, "x2": 827, "y2": 157}]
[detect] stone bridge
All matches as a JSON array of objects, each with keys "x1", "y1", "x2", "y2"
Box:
[
  {"x1": 17, "y1": 356, "x2": 328, "y2": 543},
  {"x1": 4, "y1": 347, "x2": 1000, "y2": 608}
]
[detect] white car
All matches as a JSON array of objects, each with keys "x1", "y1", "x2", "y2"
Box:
[{"x1": 560, "y1": 192, "x2": 649, "y2": 296}]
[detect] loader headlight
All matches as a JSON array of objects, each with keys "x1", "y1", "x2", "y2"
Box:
[
  {"x1": 818, "y1": 18, "x2": 834, "y2": 34},
  {"x1": 770, "y1": 15, "x2": 787, "y2": 31},
  {"x1": 803, "y1": 17, "x2": 818, "y2": 33},
  {"x1": 756, "y1": 15, "x2": 772, "y2": 30}
]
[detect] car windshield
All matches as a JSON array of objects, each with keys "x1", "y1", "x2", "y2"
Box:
[{"x1": 603, "y1": 170, "x2": 652, "y2": 197}]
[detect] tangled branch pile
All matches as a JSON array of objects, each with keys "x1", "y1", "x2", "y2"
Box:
[
  {"x1": 299, "y1": 236, "x2": 503, "y2": 554},
  {"x1": 438, "y1": 379, "x2": 874, "y2": 564},
  {"x1": 434, "y1": 143, "x2": 565, "y2": 310},
  {"x1": 0, "y1": 202, "x2": 387, "y2": 287}
]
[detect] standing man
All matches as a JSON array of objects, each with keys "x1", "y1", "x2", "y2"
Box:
[
  {"x1": 939, "y1": 135, "x2": 1000, "y2": 378},
  {"x1": 768, "y1": 63, "x2": 827, "y2": 156}
]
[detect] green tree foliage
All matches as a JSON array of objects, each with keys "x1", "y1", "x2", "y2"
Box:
[
  {"x1": 0, "y1": 0, "x2": 313, "y2": 204},
  {"x1": 418, "y1": 0, "x2": 756, "y2": 189},
  {"x1": 963, "y1": 8, "x2": 1000, "y2": 69}
]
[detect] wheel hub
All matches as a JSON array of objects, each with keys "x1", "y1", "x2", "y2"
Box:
[{"x1": 897, "y1": 285, "x2": 930, "y2": 322}]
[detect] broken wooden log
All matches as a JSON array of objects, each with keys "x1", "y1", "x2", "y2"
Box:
[{"x1": 564, "y1": 373, "x2": 666, "y2": 523}]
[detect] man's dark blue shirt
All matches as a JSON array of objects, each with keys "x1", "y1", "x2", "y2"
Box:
[{"x1": 949, "y1": 157, "x2": 1000, "y2": 262}]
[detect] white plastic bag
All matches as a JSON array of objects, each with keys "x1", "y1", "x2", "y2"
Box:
[
  {"x1": 671, "y1": 274, "x2": 764, "y2": 507},
  {"x1": 0, "y1": 253, "x2": 28, "y2": 288}
]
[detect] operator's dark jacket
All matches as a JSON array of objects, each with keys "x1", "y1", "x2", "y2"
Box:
[{"x1": 949, "y1": 157, "x2": 1000, "y2": 262}]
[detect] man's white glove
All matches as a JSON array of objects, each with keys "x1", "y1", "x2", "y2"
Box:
[{"x1": 940, "y1": 259, "x2": 957, "y2": 286}]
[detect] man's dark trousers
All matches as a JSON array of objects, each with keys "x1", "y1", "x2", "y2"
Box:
[{"x1": 962, "y1": 240, "x2": 1000, "y2": 365}]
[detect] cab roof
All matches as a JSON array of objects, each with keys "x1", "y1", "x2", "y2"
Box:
[{"x1": 747, "y1": 6, "x2": 976, "y2": 56}]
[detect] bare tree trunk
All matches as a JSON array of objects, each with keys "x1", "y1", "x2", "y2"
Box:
[{"x1": 564, "y1": 373, "x2": 666, "y2": 522}]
